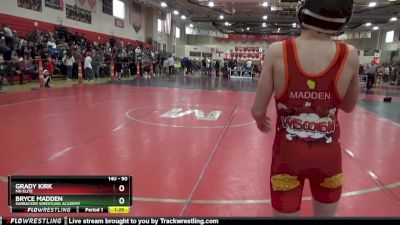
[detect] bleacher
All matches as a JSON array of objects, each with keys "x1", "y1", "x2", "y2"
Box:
[{"x1": 0, "y1": 13, "x2": 146, "y2": 46}]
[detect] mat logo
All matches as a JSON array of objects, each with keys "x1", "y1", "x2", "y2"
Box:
[{"x1": 160, "y1": 108, "x2": 222, "y2": 121}]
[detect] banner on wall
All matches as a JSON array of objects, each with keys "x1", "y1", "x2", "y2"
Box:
[
  {"x1": 115, "y1": 19, "x2": 124, "y2": 28},
  {"x1": 230, "y1": 46, "x2": 265, "y2": 60},
  {"x1": 217, "y1": 34, "x2": 289, "y2": 42},
  {"x1": 332, "y1": 31, "x2": 372, "y2": 40},
  {"x1": 360, "y1": 31, "x2": 372, "y2": 39},
  {"x1": 66, "y1": 4, "x2": 92, "y2": 24},
  {"x1": 363, "y1": 50, "x2": 376, "y2": 56},
  {"x1": 45, "y1": 0, "x2": 64, "y2": 11},
  {"x1": 348, "y1": 32, "x2": 360, "y2": 39},
  {"x1": 185, "y1": 27, "x2": 227, "y2": 38},
  {"x1": 229, "y1": 54, "x2": 265, "y2": 60},
  {"x1": 102, "y1": 0, "x2": 113, "y2": 15},
  {"x1": 129, "y1": 1, "x2": 142, "y2": 33},
  {"x1": 162, "y1": 13, "x2": 172, "y2": 35},
  {"x1": 17, "y1": 0, "x2": 42, "y2": 12},
  {"x1": 75, "y1": 0, "x2": 97, "y2": 12},
  {"x1": 234, "y1": 47, "x2": 262, "y2": 53}
]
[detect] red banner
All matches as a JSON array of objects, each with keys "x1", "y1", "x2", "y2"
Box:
[
  {"x1": 218, "y1": 34, "x2": 291, "y2": 42},
  {"x1": 233, "y1": 46, "x2": 262, "y2": 53},
  {"x1": 225, "y1": 53, "x2": 265, "y2": 60}
]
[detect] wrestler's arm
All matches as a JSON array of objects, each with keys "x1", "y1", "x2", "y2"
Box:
[
  {"x1": 251, "y1": 42, "x2": 281, "y2": 132},
  {"x1": 340, "y1": 45, "x2": 359, "y2": 113}
]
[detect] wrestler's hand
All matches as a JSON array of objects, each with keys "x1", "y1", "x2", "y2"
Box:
[{"x1": 255, "y1": 116, "x2": 271, "y2": 133}]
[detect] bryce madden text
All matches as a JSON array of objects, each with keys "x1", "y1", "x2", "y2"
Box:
[{"x1": 13, "y1": 196, "x2": 80, "y2": 206}]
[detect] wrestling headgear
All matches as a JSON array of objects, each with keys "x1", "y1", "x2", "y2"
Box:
[{"x1": 297, "y1": 0, "x2": 354, "y2": 34}]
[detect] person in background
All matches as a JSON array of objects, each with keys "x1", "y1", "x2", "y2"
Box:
[
  {"x1": 103, "y1": 51, "x2": 112, "y2": 77},
  {"x1": 383, "y1": 64, "x2": 390, "y2": 83},
  {"x1": 392, "y1": 64, "x2": 399, "y2": 85},
  {"x1": 47, "y1": 37, "x2": 56, "y2": 49},
  {"x1": 44, "y1": 56, "x2": 55, "y2": 87},
  {"x1": 91, "y1": 50, "x2": 102, "y2": 80},
  {"x1": 202, "y1": 57, "x2": 207, "y2": 76},
  {"x1": 16, "y1": 58, "x2": 26, "y2": 84},
  {"x1": 0, "y1": 36, "x2": 5, "y2": 90},
  {"x1": 246, "y1": 59, "x2": 253, "y2": 70},
  {"x1": 215, "y1": 59, "x2": 220, "y2": 77},
  {"x1": 22, "y1": 56, "x2": 38, "y2": 80},
  {"x1": 45, "y1": 56, "x2": 54, "y2": 76},
  {"x1": 0, "y1": 59, "x2": 4, "y2": 91},
  {"x1": 129, "y1": 54, "x2": 136, "y2": 78},
  {"x1": 43, "y1": 69, "x2": 51, "y2": 88},
  {"x1": 358, "y1": 64, "x2": 365, "y2": 75},
  {"x1": 167, "y1": 55, "x2": 174, "y2": 76},
  {"x1": 62, "y1": 50, "x2": 74, "y2": 80},
  {"x1": 173, "y1": 58, "x2": 182, "y2": 76},
  {"x1": 366, "y1": 61, "x2": 378, "y2": 90},
  {"x1": 228, "y1": 59, "x2": 234, "y2": 70},
  {"x1": 84, "y1": 52, "x2": 93, "y2": 81},
  {"x1": 115, "y1": 52, "x2": 123, "y2": 80},
  {"x1": 3, "y1": 52, "x2": 16, "y2": 86},
  {"x1": 206, "y1": 58, "x2": 212, "y2": 76},
  {"x1": 72, "y1": 46, "x2": 81, "y2": 79},
  {"x1": 181, "y1": 57, "x2": 189, "y2": 76},
  {"x1": 376, "y1": 65, "x2": 384, "y2": 84},
  {"x1": 188, "y1": 58, "x2": 194, "y2": 74},
  {"x1": 2, "y1": 24, "x2": 13, "y2": 39},
  {"x1": 253, "y1": 63, "x2": 261, "y2": 78},
  {"x1": 162, "y1": 56, "x2": 168, "y2": 76}
]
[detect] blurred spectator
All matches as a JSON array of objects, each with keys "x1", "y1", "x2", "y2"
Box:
[
  {"x1": 84, "y1": 52, "x2": 93, "y2": 80},
  {"x1": 0, "y1": 24, "x2": 161, "y2": 86},
  {"x1": 44, "y1": 69, "x2": 51, "y2": 87},
  {"x1": 92, "y1": 50, "x2": 103, "y2": 79},
  {"x1": 215, "y1": 59, "x2": 220, "y2": 77},
  {"x1": 62, "y1": 50, "x2": 75, "y2": 79}
]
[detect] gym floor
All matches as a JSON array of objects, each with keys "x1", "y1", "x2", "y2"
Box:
[{"x1": 0, "y1": 76, "x2": 399, "y2": 216}]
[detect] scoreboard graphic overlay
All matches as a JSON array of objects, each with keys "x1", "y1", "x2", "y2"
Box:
[{"x1": 8, "y1": 176, "x2": 132, "y2": 213}]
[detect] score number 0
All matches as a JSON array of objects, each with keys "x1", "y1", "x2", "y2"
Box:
[
  {"x1": 108, "y1": 177, "x2": 129, "y2": 205},
  {"x1": 117, "y1": 184, "x2": 127, "y2": 205}
]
